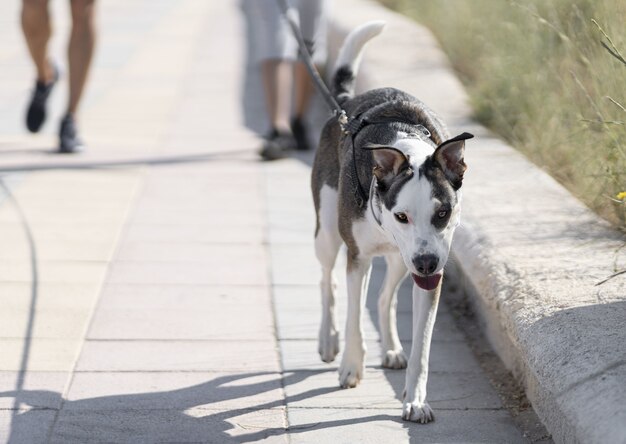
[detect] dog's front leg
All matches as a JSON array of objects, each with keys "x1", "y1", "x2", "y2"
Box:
[
  {"x1": 379, "y1": 254, "x2": 408, "y2": 369},
  {"x1": 402, "y1": 282, "x2": 441, "y2": 423},
  {"x1": 339, "y1": 254, "x2": 372, "y2": 388}
]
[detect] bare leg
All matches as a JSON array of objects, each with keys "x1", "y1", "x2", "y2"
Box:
[
  {"x1": 67, "y1": 0, "x2": 96, "y2": 116},
  {"x1": 21, "y1": 0, "x2": 54, "y2": 83},
  {"x1": 402, "y1": 282, "x2": 441, "y2": 423},
  {"x1": 261, "y1": 59, "x2": 293, "y2": 133},
  {"x1": 293, "y1": 62, "x2": 314, "y2": 120}
]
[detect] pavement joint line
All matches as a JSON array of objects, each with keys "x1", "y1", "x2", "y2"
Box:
[
  {"x1": 270, "y1": 407, "x2": 506, "y2": 411},
  {"x1": 281, "y1": 368, "x2": 487, "y2": 374},
  {"x1": 0, "y1": 407, "x2": 289, "y2": 413},
  {"x1": 65, "y1": 370, "x2": 282, "y2": 374},
  {"x1": 99, "y1": 283, "x2": 270, "y2": 288},
  {"x1": 44, "y1": 167, "x2": 146, "y2": 442},
  {"x1": 278, "y1": 337, "x2": 467, "y2": 343},
  {"x1": 37, "y1": 368, "x2": 489, "y2": 376},
  {"x1": 0, "y1": 338, "x2": 276, "y2": 342},
  {"x1": 261, "y1": 165, "x2": 292, "y2": 434},
  {"x1": 0, "y1": 406, "x2": 506, "y2": 412},
  {"x1": 81, "y1": 338, "x2": 277, "y2": 343}
]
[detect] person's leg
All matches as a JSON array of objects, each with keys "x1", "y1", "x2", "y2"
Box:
[
  {"x1": 292, "y1": 62, "x2": 313, "y2": 120},
  {"x1": 291, "y1": 0, "x2": 326, "y2": 150},
  {"x1": 58, "y1": 0, "x2": 96, "y2": 153},
  {"x1": 290, "y1": 62, "x2": 313, "y2": 151},
  {"x1": 249, "y1": 0, "x2": 298, "y2": 159},
  {"x1": 67, "y1": 0, "x2": 96, "y2": 116},
  {"x1": 21, "y1": 0, "x2": 53, "y2": 84},
  {"x1": 261, "y1": 59, "x2": 293, "y2": 134},
  {"x1": 259, "y1": 58, "x2": 298, "y2": 160}
]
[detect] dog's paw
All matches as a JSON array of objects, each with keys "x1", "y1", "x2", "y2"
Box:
[
  {"x1": 382, "y1": 349, "x2": 407, "y2": 369},
  {"x1": 318, "y1": 329, "x2": 340, "y2": 363},
  {"x1": 402, "y1": 401, "x2": 435, "y2": 423},
  {"x1": 338, "y1": 351, "x2": 365, "y2": 388}
]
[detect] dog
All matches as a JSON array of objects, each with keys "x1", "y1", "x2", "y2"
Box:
[{"x1": 311, "y1": 21, "x2": 473, "y2": 423}]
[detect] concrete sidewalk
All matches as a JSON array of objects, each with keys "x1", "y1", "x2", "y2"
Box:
[{"x1": 1, "y1": 1, "x2": 533, "y2": 442}]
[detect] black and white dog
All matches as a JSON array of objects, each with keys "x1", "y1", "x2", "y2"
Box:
[{"x1": 311, "y1": 22, "x2": 473, "y2": 423}]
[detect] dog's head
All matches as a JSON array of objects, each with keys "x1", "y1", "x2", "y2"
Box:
[{"x1": 367, "y1": 132, "x2": 473, "y2": 291}]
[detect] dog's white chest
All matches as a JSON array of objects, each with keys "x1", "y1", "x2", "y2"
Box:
[{"x1": 351, "y1": 208, "x2": 398, "y2": 257}]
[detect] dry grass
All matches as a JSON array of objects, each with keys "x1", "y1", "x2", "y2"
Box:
[{"x1": 379, "y1": 0, "x2": 626, "y2": 231}]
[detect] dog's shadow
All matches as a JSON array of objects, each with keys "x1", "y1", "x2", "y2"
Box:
[{"x1": 2, "y1": 369, "x2": 407, "y2": 442}]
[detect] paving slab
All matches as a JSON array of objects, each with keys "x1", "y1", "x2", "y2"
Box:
[
  {"x1": 0, "y1": 338, "x2": 82, "y2": 372},
  {"x1": 49, "y1": 408, "x2": 288, "y2": 444},
  {"x1": 65, "y1": 372, "x2": 284, "y2": 412},
  {"x1": 105, "y1": 261, "x2": 266, "y2": 286},
  {"x1": 75, "y1": 340, "x2": 280, "y2": 373},
  {"x1": 88, "y1": 285, "x2": 274, "y2": 341},
  {"x1": 279, "y1": 339, "x2": 482, "y2": 374},
  {"x1": 283, "y1": 368, "x2": 502, "y2": 410},
  {"x1": 0, "y1": 260, "x2": 108, "y2": 284},
  {"x1": 286, "y1": 408, "x2": 527, "y2": 444}
]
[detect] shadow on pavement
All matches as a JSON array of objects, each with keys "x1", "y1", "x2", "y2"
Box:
[
  {"x1": 0, "y1": 149, "x2": 257, "y2": 174},
  {"x1": 0, "y1": 178, "x2": 41, "y2": 442},
  {"x1": 0, "y1": 369, "x2": 405, "y2": 442}
]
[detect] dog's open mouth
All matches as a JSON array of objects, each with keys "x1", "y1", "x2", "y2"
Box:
[{"x1": 411, "y1": 272, "x2": 442, "y2": 291}]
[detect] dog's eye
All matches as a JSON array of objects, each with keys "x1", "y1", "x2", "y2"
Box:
[
  {"x1": 437, "y1": 210, "x2": 448, "y2": 219},
  {"x1": 394, "y1": 212, "x2": 409, "y2": 224}
]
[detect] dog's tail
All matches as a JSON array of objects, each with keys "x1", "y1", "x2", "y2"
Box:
[{"x1": 332, "y1": 21, "x2": 385, "y2": 104}]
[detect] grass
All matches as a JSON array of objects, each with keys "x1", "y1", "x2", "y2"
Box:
[{"x1": 379, "y1": 0, "x2": 626, "y2": 232}]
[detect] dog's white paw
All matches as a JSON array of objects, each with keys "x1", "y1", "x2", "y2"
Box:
[
  {"x1": 339, "y1": 361, "x2": 363, "y2": 388},
  {"x1": 318, "y1": 329, "x2": 339, "y2": 363},
  {"x1": 402, "y1": 401, "x2": 435, "y2": 423},
  {"x1": 338, "y1": 349, "x2": 365, "y2": 388},
  {"x1": 382, "y1": 349, "x2": 407, "y2": 369}
]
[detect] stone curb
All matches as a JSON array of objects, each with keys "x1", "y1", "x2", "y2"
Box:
[{"x1": 327, "y1": 1, "x2": 626, "y2": 443}]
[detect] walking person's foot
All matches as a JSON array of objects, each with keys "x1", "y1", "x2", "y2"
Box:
[
  {"x1": 26, "y1": 62, "x2": 59, "y2": 133},
  {"x1": 58, "y1": 114, "x2": 85, "y2": 154},
  {"x1": 259, "y1": 128, "x2": 297, "y2": 161}
]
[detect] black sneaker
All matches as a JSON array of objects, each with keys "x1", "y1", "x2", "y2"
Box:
[
  {"x1": 58, "y1": 114, "x2": 85, "y2": 154},
  {"x1": 291, "y1": 117, "x2": 310, "y2": 151},
  {"x1": 259, "y1": 128, "x2": 296, "y2": 161},
  {"x1": 26, "y1": 64, "x2": 59, "y2": 133}
]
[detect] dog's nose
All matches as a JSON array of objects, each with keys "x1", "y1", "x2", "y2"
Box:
[{"x1": 413, "y1": 254, "x2": 439, "y2": 275}]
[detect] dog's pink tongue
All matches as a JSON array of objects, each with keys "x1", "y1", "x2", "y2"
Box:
[{"x1": 412, "y1": 273, "x2": 442, "y2": 291}]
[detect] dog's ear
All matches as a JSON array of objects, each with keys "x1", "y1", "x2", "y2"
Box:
[
  {"x1": 433, "y1": 132, "x2": 473, "y2": 190},
  {"x1": 365, "y1": 145, "x2": 410, "y2": 186}
]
